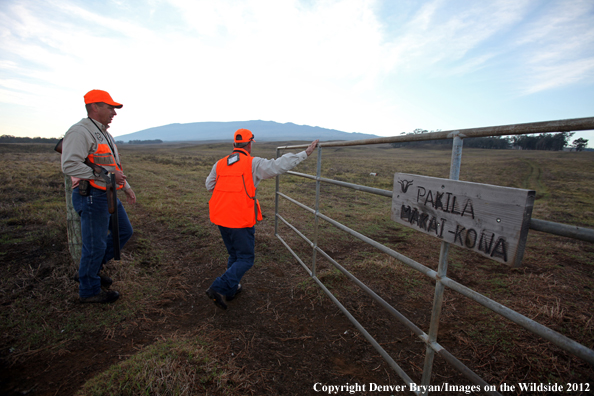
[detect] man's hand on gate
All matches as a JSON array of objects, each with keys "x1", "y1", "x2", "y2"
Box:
[{"x1": 306, "y1": 139, "x2": 319, "y2": 156}]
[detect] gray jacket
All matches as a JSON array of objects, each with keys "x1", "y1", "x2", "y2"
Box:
[{"x1": 61, "y1": 118, "x2": 131, "y2": 191}]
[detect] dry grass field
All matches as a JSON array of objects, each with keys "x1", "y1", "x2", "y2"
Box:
[{"x1": 0, "y1": 141, "x2": 593, "y2": 395}]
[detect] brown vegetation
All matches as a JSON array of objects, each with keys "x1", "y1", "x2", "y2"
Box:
[{"x1": 0, "y1": 142, "x2": 593, "y2": 395}]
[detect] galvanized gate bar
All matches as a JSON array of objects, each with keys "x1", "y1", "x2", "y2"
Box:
[
  {"x1": 312, "y1": 146, "x2": 323, "y2": 277},
  {"x1": 276, "y1": 230, "x2": 312, "y2": 276},
  {"x1": 435, "y1": 348, "x2": 501, "y2": 396},
  {"x1": 315, "y1": 246, "x2": 426, "y2": 338},
  {"x1": 421, "y1": 135, "x2": 464, "y2": 390},
  {"x1": 287, "y1": 170, "x2": 394, "y2": 197},
  {"x1": 530, "y1": 218, "x2": 594, "y2": 243},
  {"x1": 277, "y1": 117, "x2": 594, "y2": 149},
  {"x1": 274, "y1": 148, "x2": 281, "y2": 236},
  {"x1": 439, "y1": 276, "x2": 594, "y2": 365}
]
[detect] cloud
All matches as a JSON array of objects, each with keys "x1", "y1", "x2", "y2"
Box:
[
  {"x1": 0, "y1": 60, "x2": 19, "y2": 70},
  {"x1": 0, "y1": 0, "x2": 592, "y2": 140},
  {"x1": 381, "y1": 0, "x2": 532, "y2": 71},
  {"x1": 517, "y1": 0, "x2": 594, "y2": 93},
  {"x1": 0, "y1": 86, "x2": 34, "y2": 106},
  {"x1": 523, "y1": 58, "x2": 594, "y2": 95}
]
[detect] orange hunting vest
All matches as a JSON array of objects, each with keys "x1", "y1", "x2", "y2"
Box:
[
  {"x1": 87, "y1": 142, "x2": 124, "y2": 191},
  {"x1": 209, "y1": 149, "x2": 263, "y2": 228}
]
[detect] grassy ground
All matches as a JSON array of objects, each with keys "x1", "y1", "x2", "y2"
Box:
[{"x1": 1, "y1": 142, "x2": 593, "y2": 395}]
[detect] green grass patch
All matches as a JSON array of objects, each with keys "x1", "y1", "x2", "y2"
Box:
[{"x1": 76, "y1": 337, "x2": 232, "y2": 396}]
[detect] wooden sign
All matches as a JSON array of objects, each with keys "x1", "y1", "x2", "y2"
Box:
[{"x1": 391, "y1": 173, "x2": 535, "y2": 267}]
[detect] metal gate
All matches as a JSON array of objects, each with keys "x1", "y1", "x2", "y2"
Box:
[{"x1": 273, "y1": 117, "x2": 594, "y2": 395}]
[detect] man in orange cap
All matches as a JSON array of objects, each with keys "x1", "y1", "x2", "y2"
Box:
[
  {"x1": 205, "y1": 128, "x2": 319, "y2": 309},
  {"x1": 61, "y1": 89, "x2": 136, "y2": 304}
]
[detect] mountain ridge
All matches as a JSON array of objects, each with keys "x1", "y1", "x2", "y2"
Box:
[{"x1": 115, "y1": 120, "x2": 378, "y2": 142}]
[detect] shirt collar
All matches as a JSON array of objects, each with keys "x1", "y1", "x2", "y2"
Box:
[
  {"x1": 232, "y1": 147, "x2": 250, "y2": 156},
  {"x1": 88, "y1": 117, "x2": 107, "y2": 133}
]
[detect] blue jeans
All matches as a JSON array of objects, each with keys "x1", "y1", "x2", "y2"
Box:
[
  {"x1": 72, "y1": 186, "x2": 133, "y2": 298},
  {"x1": 210, "y1": 226, "x2": 255, "y2": 297}
]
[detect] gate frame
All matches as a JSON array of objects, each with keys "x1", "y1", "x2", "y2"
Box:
[{"x1": 273, "y1": 117, "x2": 594, "y2": 395}]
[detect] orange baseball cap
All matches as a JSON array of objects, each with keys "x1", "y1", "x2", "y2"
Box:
[
  {"x1": 84, "y1": 90, "x2": 123, "y2": 108},
  {"x1": 234, "y1": 128, "x2": 255, "y2": 143}
]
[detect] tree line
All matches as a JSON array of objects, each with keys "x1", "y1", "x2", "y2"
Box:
[
  {"x1": 390, "y1": 129, "x2": 589, "y2": 151},
  {"x1": 0, "y1": 135, "x2": 60, "y2": 144},
  {"x1": 126, "y1": 139, "x2": 163, "y2": 144},
  {"x1": 0, "y1": 135, "x2": 163, "y2": 146}
]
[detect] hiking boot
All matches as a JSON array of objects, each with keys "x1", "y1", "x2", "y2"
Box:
[
  {"x1": 80, "y1": 290, "x2": 120, "y2": 304},
  {"x1": 226, "y1": 284, "x2": 242, "y2": 301},
  {"x1": 73, "y1": 273, "x2": 113, "y2": 288},
  {"x1": 206, "y1": 288, "x2": 227, "y2": 310}
]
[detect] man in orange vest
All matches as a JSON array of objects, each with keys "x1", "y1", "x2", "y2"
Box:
[
  {"x1": 62, "y1": 90, "x2": 136, "y2": 304},
  {"x1": 205, "y1": 129, "x2": 319, "y2": 309}
]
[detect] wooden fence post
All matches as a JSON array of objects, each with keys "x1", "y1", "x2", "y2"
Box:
[{"x1": 64, "y1": 174, "x2": 82, "y2": 269}]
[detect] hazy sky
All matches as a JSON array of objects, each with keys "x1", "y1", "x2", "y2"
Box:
[{"x1": 1, "y1": 0, "x2": 593, "y2": 146}]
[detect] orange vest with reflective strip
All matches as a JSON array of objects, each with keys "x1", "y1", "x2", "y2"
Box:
[
  {"x1": 87, "y1": 142, "x2": 124, "y2": 191},
  {"x1": 209, "y1": 149, "x2": 263, "y2": 228}
]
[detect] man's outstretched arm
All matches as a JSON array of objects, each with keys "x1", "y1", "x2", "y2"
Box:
[{"x1": 252, "y1": 139, "x2": 319, "y2": 186}]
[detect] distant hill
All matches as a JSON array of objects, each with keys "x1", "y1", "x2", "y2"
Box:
[{"x1": 115, "y1": 120, "x2": 378, "y2": 142}]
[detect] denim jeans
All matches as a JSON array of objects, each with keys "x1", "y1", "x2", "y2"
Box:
[
  {"x1": 72, "y1": 186, "x2": 133, "y2": 298},
  {"x1": 210, "y1": 226, "x2": 255, "y2": 297}
]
